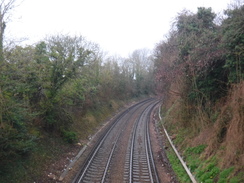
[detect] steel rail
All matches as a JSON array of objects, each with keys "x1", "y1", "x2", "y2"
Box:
[
  {"x1": 158, "y1": 104, "x2": 197, "y2": 183},
  {"x1": 75, "y1": 106, "x2": 130, "y2": 183},
  {"x1": 128, "y1": 101, "x2": 160, "y2": 183},
  {"x1": 128, "y1": 110, "x2": 141, "y2": 183},
  {"x1": 129, "y1": 103, "x2": 152, "y2": 183},
  {"x1": 72, "y1": 98, "x2": 155, "y2": 183},
  {"x1": 144, "y1": 104, "x2": 154, "y2": 183},
  {"x1": 101, "y1": 127, "x2": 121, "y2": 182},
  {"x1": 146, "y1": 102, "x2": 160, "y2": 183}
]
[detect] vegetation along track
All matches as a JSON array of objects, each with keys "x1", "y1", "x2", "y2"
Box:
[{"x1": 72, "y1": 98, "x2": 160, "y2": 183}]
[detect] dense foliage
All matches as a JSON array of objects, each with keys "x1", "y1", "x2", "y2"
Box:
[
  {"x1": 154, "y1": 3, "x2": 244, "y2": 180},
  {"x1": 1, "y1": 0, "x2": 243, "y2": 181},
  {"x1": 154, "y1": 5, "x2": 243, "y2": 114},
  {"x1": 0, "y1": 32, "x2": 155, "y2": 174}
]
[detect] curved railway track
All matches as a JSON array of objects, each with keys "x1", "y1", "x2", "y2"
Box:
[
  {"x1": 72, "y1": 98, "x2": 160, "y2": 183},
  {"x1": 124, "y1": 101, "x2": 160, "y2": 183}
]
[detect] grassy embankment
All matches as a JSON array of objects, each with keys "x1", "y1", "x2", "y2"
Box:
[
  {"x1": 160, "y1": 82, "x2": 244, "y2": 183},
  {"x1": 1, "y1": 98, "x2": 138, "y2": 183}
]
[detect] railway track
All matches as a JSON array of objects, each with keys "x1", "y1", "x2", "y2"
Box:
[
  {"x1": 124, "y1": 101, "x2": 160, "y2": 183},
  {"x1": 72, "y1": 98, "x2": 160, "y2": 183}
]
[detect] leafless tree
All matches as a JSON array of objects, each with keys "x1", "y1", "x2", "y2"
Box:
[{"x1": 0, "y1": 0, "x2": 18, "y2": 62}]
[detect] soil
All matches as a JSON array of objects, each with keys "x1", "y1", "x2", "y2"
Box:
[{"x1": 37, "y1": 101, "x2": 177, "y2": 183}]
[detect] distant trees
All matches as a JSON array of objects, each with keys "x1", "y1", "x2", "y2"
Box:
[
  {"x1": 96, "y1": 48, "x2": 154, "y2": 100},
  {"x1": 129, "y1": 49, "x2": 154, "y2": 95}
]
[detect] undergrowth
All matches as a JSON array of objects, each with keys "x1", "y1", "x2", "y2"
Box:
[
  {"x1": 161, "y1": 81, "x2": 244, "y2": 183},
  {"x1": 0, "y1": 135, "x2": 70, "y2": 183},
  {"x1": 0, "y1": 98, "x2": 137, "y2": 182},
  {"x1": 165, "y1": 143, "x2": 191, "y2": 183},
  {"x1": 164, "y1": 125, "x2": 244, "y2": 183},
  {"x1": 165, "y1": 140, "x2": 244, "y2": 183}
]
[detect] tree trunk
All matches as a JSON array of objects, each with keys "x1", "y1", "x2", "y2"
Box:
[{"x1": 0, "y1": 14, "x2": 4, "y2": 63}]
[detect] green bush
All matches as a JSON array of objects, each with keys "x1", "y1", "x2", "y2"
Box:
[
  {"x1": 61, "y1": 130, "x2": 77, "y2": 143},
  {"x1": 0, "y1": 125, "x2": 36, "y2": 175}
]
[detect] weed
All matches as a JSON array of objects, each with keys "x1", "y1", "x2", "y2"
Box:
[
  {"x1": 196, "y1": 161, "x2": 220, "y2": 182},
  {"x1": 217, "y1": 167, "x2": 234, "y2": 182},
  {"x1": 61, "y1": 130, "x2": 77, "y2": 143},
  {"x1": 166, "y1": 143, "x2": 191, "y2": 183},
  {"x1": 183, "y1": 145, "x2": 207, "y2": 173},
  {"x1": 188, "y1": 159, "x2": 200, "y2": 172},
  {"x1": 173, "y1": 128, "x2": 191, "y2": 145},
  {"x1": 229, "y1": 171, "x2": 244, "y2": 183},
  {"x1": 185, "y1": 144, "x2": 207, "y2": 155}
]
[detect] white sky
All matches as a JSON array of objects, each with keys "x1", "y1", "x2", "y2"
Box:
[{"x1": 6, "y1": 0, "x2": 234, "y2": 57}]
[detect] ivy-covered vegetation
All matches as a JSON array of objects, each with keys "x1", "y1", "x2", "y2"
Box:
[{"x1": 155, "y1": 2, "x2": 244, "y2": 182}]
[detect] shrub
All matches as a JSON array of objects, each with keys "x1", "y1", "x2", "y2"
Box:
[{"x1": 61, "y1": 130, "x2": 77, "y2": 143}]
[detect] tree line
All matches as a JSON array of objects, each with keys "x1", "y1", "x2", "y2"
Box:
[{"x1": 0, "y1": 1, "x2": 155, "y2": 171}]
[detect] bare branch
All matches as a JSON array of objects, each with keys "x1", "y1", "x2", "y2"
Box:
[
  {"x1": 0, "y1": 0, "x2": 19, "y2": 62},
  {"x1": 1, "y1": 0, "x2": 18, "y2": 20}
]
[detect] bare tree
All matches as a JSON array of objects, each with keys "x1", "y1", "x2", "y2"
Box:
[
  {"x1": 0, "y1": 0, "x2": 18, "y2": 62},
  {"x1": 0, "y1": 0, "x2": 17, "y2": 129}
]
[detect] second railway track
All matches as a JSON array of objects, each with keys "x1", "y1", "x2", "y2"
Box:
[
  {"x1": 124, "y1": 101, "x2": 160, "y2": 183},
  {"x1": 72, "y1": 98, "x2": 160, "y2": 183}
]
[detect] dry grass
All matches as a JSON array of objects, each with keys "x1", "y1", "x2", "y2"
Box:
[
  {"x1": 204, "y1": 81, "x2": 244, "y2": 170},
  {"x1": 219, "y1": 82, "x2": 243, "y2": 168},
  {"x1": 163, "y1": 80, "x2": 244, "y2": 174}
]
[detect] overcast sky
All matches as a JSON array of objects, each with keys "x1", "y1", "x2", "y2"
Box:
[{"x1": 6, "y1": 0, "x2": 235, "y2": 57}]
